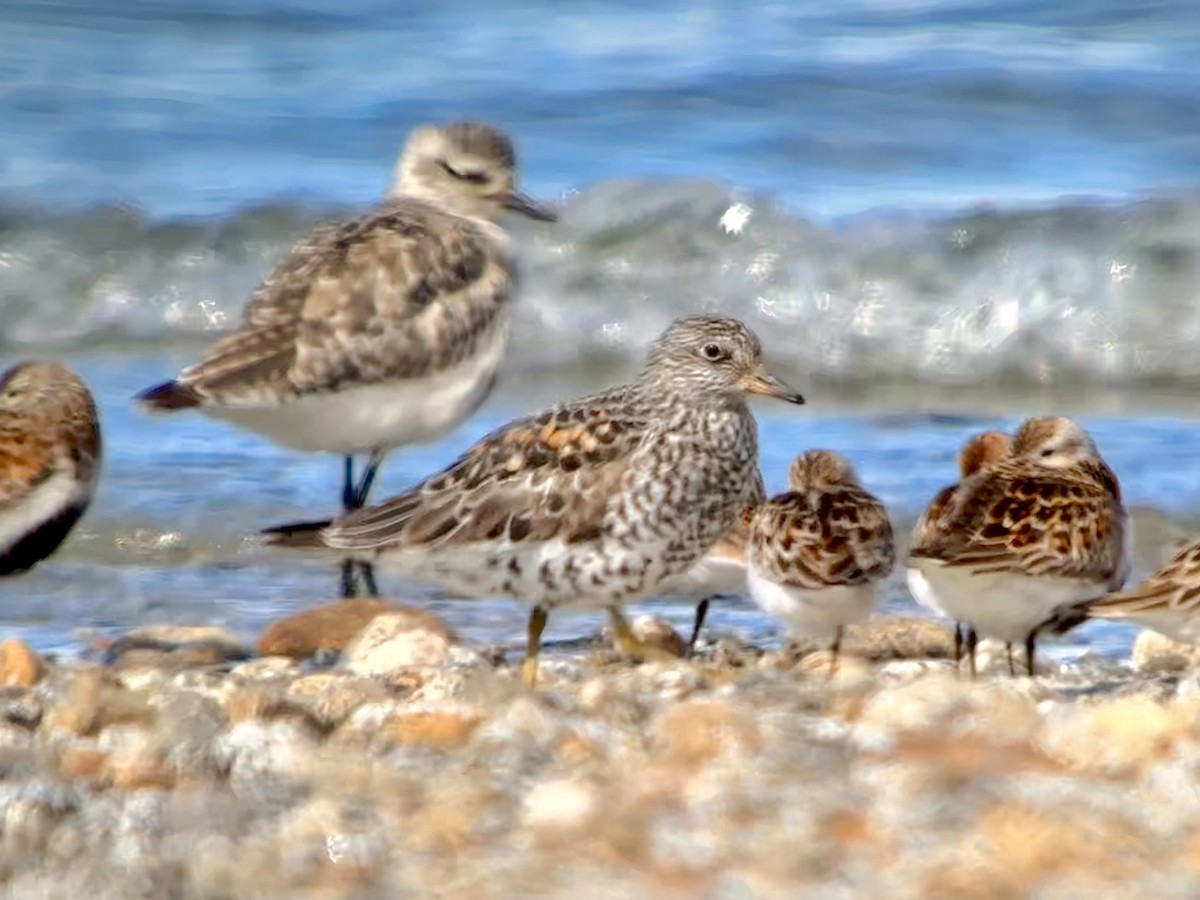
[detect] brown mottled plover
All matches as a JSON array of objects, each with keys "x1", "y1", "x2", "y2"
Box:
[
  {"x1": 263, "y1": 315, "x2": 805, "y2": 684},
  {"x1": 0, "y1": 362, "x2": 101, "y2": 575},
  {"x1": 135, "y1": 120, "x2": 556, "y2": 518}
]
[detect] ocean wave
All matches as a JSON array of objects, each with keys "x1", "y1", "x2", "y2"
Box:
[{"x1": 3, "y1": 181, "x2": 1199, "y2": 393}]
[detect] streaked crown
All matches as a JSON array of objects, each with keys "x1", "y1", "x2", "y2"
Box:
[
  {"x1": 389, "y1": 120, "x2": 556, "y2": 223},
  {"x1": 640, "y1": 315, "x2": 804, "y2": 406},
  {"x1": 1011, "y1": 416, "x2": 1098, "y2": 468},
  {"x1": 0, "y1": 362, "x2": 96, "y2": 421},
  {"x1": 787, "y1": 449, "x2": 860, "y2": 490}
]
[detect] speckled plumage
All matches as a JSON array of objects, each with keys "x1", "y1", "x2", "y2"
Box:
[
  {"x1": 0, "y1": 362, "x2": 101, "y2": 575},
  {"x1": 265, "y1": 315, "x2": 805, "y2": 682},
  {"x1": 906, "y1": 430, "x2": 1012, "y2": 664},
  {"x1": 136, "y1": 120, "x2": 555, "y2": 527},
  {"x1": 745, "y1": 450, "x2": 894, "y2": 671},
  {"x1": 906, "y1": 416, "x2": 1128, "y2": 675},
  {"x1": 1085, "y1": 537, "x2": 1200, "y2": 645}
]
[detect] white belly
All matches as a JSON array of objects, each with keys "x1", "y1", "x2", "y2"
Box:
[
  {"x1": 746, "y1": 566, "x2": 880, "y2": 640},
  {"x1": 912, "y1": 559, "x2": 1105, "y2": 644},
  {"x1": 662, "y1": 553, "x2": 748, "y2": 600},
  {"x1": 906, "y1": 567, "x2": 949, "y2": 618},
  {"x1": 0, "y1": 468, "x2": 84, "y2": 554},
  {"x1": 203, "y1": 325, "x2": 508, "y2": 455},
  {"x1": 373, "y1": 536, "x2": 682, "y2": 610}
]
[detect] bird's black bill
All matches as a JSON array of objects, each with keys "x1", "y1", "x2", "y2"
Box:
[{"x1": 501, "y1": 191, "x2": 558, "y2": 222}]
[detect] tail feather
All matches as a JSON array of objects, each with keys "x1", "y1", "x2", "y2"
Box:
[
  {"x1": 261, "y1": 519, "x2": 334, "y2": 549},
  {"x1": 136, "y1": 380, "x2": 202, "y2": 412},
  {"x1": 1038, "y1": 600, "x2": 1095, "y2": 637}
]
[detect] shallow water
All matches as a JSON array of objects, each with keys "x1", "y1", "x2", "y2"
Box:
[{"x1": 3, "y1": 0, "x2": 1200, "y2": 660}]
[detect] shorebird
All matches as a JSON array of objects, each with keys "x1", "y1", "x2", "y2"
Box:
[
  {"x1": 745, "y1": 450, "x2": 895, "y2": 675},
  {"x1": 263, "y1": 315, "x2": 805, "y2": 684},
  {"x1": 135, "y1": 121, "x2": 556, "y2": 595},
  {"x1": 1082, "y1": 537, "x2": 1200, "y2": 644},
  {"x1": 907, "y1": 430, "x2": 1011, "y2": 669},
  {"x1": 0, "y1": 362, "x2": 101, "y2": 575},
  {"x1": 906, "y1": 416, "x2": 1129, "y2": 677},
  {"x1": 668, "y1": 467, "x2": 764, "y2": 654}
]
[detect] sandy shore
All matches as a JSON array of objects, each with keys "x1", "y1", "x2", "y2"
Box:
[{"x1": 0, "y1": 603, "x2": 1197, "y2": 898}]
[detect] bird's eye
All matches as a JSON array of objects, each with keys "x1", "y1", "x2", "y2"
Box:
[
  {"x1": 437, "y1": 160, "x2": 489, "y2": 184},
  {"x1": 701, "y1": 343, "x2": 726, "y2": 361},
  {"x1": 1040, "y1": 447, "x2": 1054, "y2": 457}
]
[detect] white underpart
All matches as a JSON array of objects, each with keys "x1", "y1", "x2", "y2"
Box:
[
  {"x1": 201, "y1": 324, "x2": 509, "y2": 455},
  {"x1": 0, "y1": 468, "x2": 83, "y2": 554},
  {"x1": 910, "y1": 559, "x2": 1106, "y2": 644},
  {"x1": 746, "y1": 566, "x2": 881, "y2": 641},
  {"x1": 1113, "y1": 609, "x2": 1200, "y2": 646},
  {"x1": 905, "y1": 567, "x2": 949, "y2": 618},
  {"x1": 372, "y1": 536, "x2": 683, "y2": 611},
  {"x1": 661, "y1": 553, "x2": 748, "y2": 599}
]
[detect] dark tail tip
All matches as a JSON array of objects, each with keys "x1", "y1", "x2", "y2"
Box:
[
  {"x1": 261, "y1": 519, "x2": 333, "y2": 549},
  {"x1": 1038, "y1": 600, "x2": 1095, "y2": 637},
  {"x1": 135, "y1": 380, "x2": 201, "y2": 412}
]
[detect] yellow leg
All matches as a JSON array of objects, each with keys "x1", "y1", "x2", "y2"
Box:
[
  {"x1": 606, "y1": 606, "x2": 681, "y2": 663},
  {"x1": 520, "y1": 606, "x2": 548, "y2": 687}
]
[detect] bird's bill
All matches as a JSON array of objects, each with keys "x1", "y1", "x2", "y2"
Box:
[
  {"x1": 740, "y1": 366, "x2": 805, "y2": 404},
  {"x1": 499, "y1": 190, "x2": 559, "y2": 222}
]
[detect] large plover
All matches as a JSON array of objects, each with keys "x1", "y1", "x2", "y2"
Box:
[
  {"x1": 264, "y1": 315, "x2": 805, "y2": 684},
  {"x1": 136, "y1": 121, "x2": 556, "y2": 573},
  {"x1": 745, "y1": 449, "x2": 895, "y2": 675},
  {"x1": 906, "y1": 416, "x2": 1128, "y2": 676},
  {"x1": 0, "y1": 362, "x2": 101, "y2": 575},
  {"x1": 907, "y1": 430, "x2": 1011, "y2": 667}
]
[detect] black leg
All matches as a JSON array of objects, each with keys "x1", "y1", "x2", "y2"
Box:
[
  {"x1": 829, "y1": 625, "x2": 843, "y2": 678},
  {"x1": 351, "y1": 449, "x2": 386, "y2": 509},
  {"x1": 688, "y1": 597, "x2": 711, "y2": 656},
  {"x1": 953, "y1": 623, "x2": 963, "y2": 670},
  {"x1": 339, "y1": 558, "x2": 357, "y2": 598},
  {"x1": 1006, "y1": 643, "x2": 1016, "y2": 677},
  {"x1": 1024, "y1": 632, "x2": 1037, "y2": 677},
  {"x1": 966, "y1": 627, "x2": 979, "y2": 680},
  {"x1": 341, "y1": 456, "x2": 357, "y2": 511},
  {"x1": 357, "y1": 561, "x2": 379, "y2": 598}
]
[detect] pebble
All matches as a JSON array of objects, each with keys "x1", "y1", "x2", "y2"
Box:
[
  {"x1": 257, "y1": 599, "x2": 409, "y2": 659},
  {"x1": 340, "y1": 610, "x2": 458, "y2": 677},
  {"x1": 0, "y1": 639, "x2": 45, "y2": 687},
  {"x1": 1132, "y1": 630, "x2": 1200, "y2": 675}
]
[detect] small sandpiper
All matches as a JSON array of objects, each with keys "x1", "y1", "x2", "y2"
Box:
[
  {"x1": 907, "y1": 430, "x2": 1011, "y2": 668},
  {"x1": 1082, "y1": 537, "x2": 1200, "y2": 644},
  {"x1": 745, "y1": 450, "x2": 895, "y2": 675},
  {"x1": 906, "y1": 416, "x2": 1129, "y2": 677},
  {"x1": 0, "y1": 362, "x2": 101, "y2": 575},
  {"x1": 135, "y1": 121, "x2": 556, "y2": 593},
  {"x1": 263, "y1": 315, "x2": 805, "y2": 685}
]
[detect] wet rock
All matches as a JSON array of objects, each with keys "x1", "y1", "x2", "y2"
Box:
[
  {"x1": 789, "y1": 616, "x2": 955, "y2": 662},
  {"x1": 44, "y1": 669, "x2": 157, "y2": 737},
  {"x1": 285, "y1": 673, "x2": 389, "y2": 731},
  {"x1": 340, "y1": 610, "x2": 458, "y2": 677},
  {"x1": 257, "y1": 599, "x2": 409, "y2": 659},
  {"x1": 385, "y1": 711, "x2": 483, "y2": 750},
  {"x1": 606, "y1": 615, "x2": 688, "y2": 659},
  {"x1": 0, "y1": 640, "x2": 45, "y2": 687},
  {"x1": 1132, "y1": 630, "x2": 1200, "y2": 675},
  {"x1": 102, "y1": 625, "x2": 252, "y2": 669},
  {"x1": 228, "y1": 656, "x2": 299, "y2": 681}
]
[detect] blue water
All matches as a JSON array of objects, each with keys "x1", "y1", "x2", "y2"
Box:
[{"x1": 3, "y1": 0, "x2": 1200, "y2": 660}]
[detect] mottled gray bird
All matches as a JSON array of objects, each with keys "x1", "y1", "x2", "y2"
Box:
[
  {"x1": 136, "y1": 121, "x2": 556, "y2": 522},
  {"x1": 0, "y1": 362, "x2": 101, "y2": 575},
  {"x1": 264, "y1": 315, "x2": 805, "y2": 684}
]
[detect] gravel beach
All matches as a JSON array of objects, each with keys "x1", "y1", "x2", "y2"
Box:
[{"x1": 0, "y1": 604, "x2": 1195, "y2": 898}]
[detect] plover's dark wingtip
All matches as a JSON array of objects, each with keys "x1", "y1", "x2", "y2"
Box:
[
  {"x1": 135, "y1": 380, "x2": 201, "y2": 413},
  {"x1": 260, "y1": 519, "x2": 332, "y2": 549}
]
